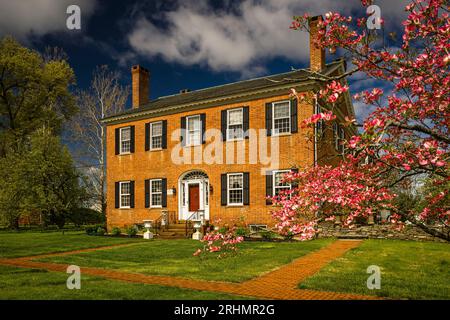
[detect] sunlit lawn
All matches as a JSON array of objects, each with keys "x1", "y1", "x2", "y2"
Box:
[
  {"x1": 0, "y1": 231, "x2": 143, "y2": 258},
  {"x1": 299, "y1": 239, "x2": 450, "y2": 300},
  {"x1": 0, "y1": 265, "x2": 248, "y2": 300},
  {"x1": 38, "y1": 238, "x2": 333, "y2": 282}
]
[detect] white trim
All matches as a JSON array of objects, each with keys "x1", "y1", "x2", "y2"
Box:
[
  {"x1": 149, "y1": 179, "x2": 163, "y2": 208},
  {"x1": 119, "y1": 127, "x2": 131, "y2": 154},
  {"x1": 149, "y1": 121, "x2": 163, "y2": 151},
  {"x1": 186, "y1": 115, "x2": 202, "y2": 146},
  {"x1": 272, "y1": 100, "x2": 291, "y2": 136},
  {"x1": 119, "y1": 181, "x2": 131, "y2": 209},
  {"x1": 226, "y1": 107, "x2": 244, "y2": 141},
  {"x1": 227, "y1": 173, "x2": 244, "y2": 206}
]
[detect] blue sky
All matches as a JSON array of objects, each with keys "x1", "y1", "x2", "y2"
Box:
[{"x1": 0, "y1": 0, "x2": 410, "y2": 122}]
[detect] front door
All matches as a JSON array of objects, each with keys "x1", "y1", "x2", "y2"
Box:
[{"x1": 188, "y1": 184, "x2": 200, "y2": 212}]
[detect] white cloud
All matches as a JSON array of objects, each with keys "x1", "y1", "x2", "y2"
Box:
[
  {"x1": 0, "y1": 0, "x2": 97, "y2": 41},
  {"x1": 126, "y1": 0, "x2": 408, "y2": 76}
]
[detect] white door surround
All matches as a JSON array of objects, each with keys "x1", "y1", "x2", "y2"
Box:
[{"x1": 178, "y1": 170, "x2": 210, "y2": 221}]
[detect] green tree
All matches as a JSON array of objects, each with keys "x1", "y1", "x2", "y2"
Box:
[
  {"x1": 0, "y1": 36, "x2": 76, "y2": 156},
  {"x1": 0, "y1": 129, "x2": 88, "y2": 229}
]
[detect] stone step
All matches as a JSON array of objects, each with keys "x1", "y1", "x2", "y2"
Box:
[{"x1": 336, "y1": 234, "x2": 368, "y2": 239}]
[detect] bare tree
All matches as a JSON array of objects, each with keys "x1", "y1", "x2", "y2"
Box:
[{"x1": 71, "y1": 65, "x2": 129, "y2": 215}]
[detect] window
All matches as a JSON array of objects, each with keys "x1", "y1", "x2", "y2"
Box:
[
  {"x1": 273, "y1": 170, "x2": 291, "y2": 196},
  {"x1": 333, "y1": 122, "x2": 339, "y2": 151},
  {"x1": 272, "y1": 101, "x2": 291, "y2": 135},
  {"x1": 339, "y1": 127, "x2": 345, "y2": 154},
  {"x1": 150, "y1": 121, "x2": 163, "y2": 150},
  {"x1": 119, "y1": 181, "x2": 131, "y2": 208},
  {"x1": 120, "y1": 127, "x2": 131, "y2": 154},
  {"x1": 227, "y1": 173, "x2": 243, "y2": 205},
  {"x1": 187, "y1": 115, "x2": 201, "y2": 146},
  {"x1": 227, "y1": 108, "x2": 244, "y2": 140},
  {"x1": 249, "y1": 224, "x2": 268, "y2": 232},
  {"x1": 150, "y1": 179, "x2": 162, "y2": 207},
  {"x1": 316, "y1": 104, "x2": 324, "y2": 136}
]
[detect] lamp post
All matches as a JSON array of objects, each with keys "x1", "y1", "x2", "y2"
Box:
[{"x1": 143, "y1": 220, "x2": 154, "y2": 239}]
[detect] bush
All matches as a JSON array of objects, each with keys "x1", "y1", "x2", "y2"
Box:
[
  {"x1": 111, "y1": 227, "x2": 121, "y2": 236},
  {"x1": 260, "y1": 230, "x2": 276, "y2": 240},
  {"x1": 235, "y1": 227, "x2": 249, "y2": 237},
  {"x1": 125, "y1": 225, "x2": 138, "y2": 237},
  {"x1": 85, "y1": 224, "x2": 106, "y2": 236},
  {"x1": 96, "y1": 227, "x2": 106, "y2": 236}
]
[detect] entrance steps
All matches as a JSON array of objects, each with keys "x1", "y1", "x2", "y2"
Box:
[{"x1": 157, "y1": 222, "x2": 194, "y2": 239}]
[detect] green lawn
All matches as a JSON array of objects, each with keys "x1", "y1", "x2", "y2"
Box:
[
  {"x1": 0, "y1": 231, "x2": 143, "y2": 258},
  {"x1": 38, "y1": 238, "x2": 333, "y2": 282},
  {"x1": 299, "y1": 239, "x2": 450, "y2": 300},
  {"x1": 0, "y1": 265, "x2": 248, "y2": 300}
]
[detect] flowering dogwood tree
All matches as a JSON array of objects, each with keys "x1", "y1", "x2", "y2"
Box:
[{"x1": 271, "y1": 0, "x2": 449, "y2": 240}]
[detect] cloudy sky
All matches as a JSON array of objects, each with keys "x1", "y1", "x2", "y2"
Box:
[{"x1": 0, "y1": 0, "x2": 410, "y2": 121}]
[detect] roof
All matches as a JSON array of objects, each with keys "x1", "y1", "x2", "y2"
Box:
[{"x1": 103, "y1": 59, "x2": 346, "y2": 123}]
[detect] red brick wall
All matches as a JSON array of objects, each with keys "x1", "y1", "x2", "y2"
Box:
[{"x1": 106, "y1": 93, "x2": 316, "y2": 229}]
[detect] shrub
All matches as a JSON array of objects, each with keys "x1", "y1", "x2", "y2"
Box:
[
  {"x1": 111, "y1": 227, "x2": 121, "y2": 236},
  {"x1": 260, "y1": 230, "x2": 276, "y2": 240},
  {"x1": 96, "y1": 227, "x2": 106, "y2": 236},
  {"x1": 125, "y1": 225, "x2": 138, "y2": 237},
  {"x1": 85, "y1": 224, "x2": 106, "y2": 236},
  {"x1": 235, "y1": 227, "x2": 249, "y2": 237}
]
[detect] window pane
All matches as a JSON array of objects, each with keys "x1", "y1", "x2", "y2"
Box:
[
  {"x1": 151, "y1": 180, "x2": 162, "y2": 193},
  {"x1": 188, "y1": 116, "x2": 200, "y2": 130},
  {"x1": 228, "y1": 174, "x2": 243, "y2": 189},
  {"x1": 121, "y1": 182, "x2": 130, "y2": 194},
  {"x1": 121, "y1": 127, "x2": 130, "y2": 140},
  {"x1": 121, "y1": 195, "x2": 130, "y2": 207},
  {"x1": 151, "y1": 193, "x2": 162, "y2": 206},
  {"x1": 274, "y1": 172, "x2": 289, "y2": 186},
  {"x1": 228, "y1": 109, "x2": 242, "y2": 125},
  {"x1": 188, "y1": 131, "x2": 201, "y2": 145},
  {"x1": 229, "y1": 190, "x2": 243, "y2": 204},
  {"x1": 227, "y1": 125, "x2": 243, "y2": 140},
  {"x1": 274, "y1": 118, "x2": 290, "y2": 133},
  {"x1": 152, "y1": 122, "x2": 162, "y2": 136},
  {"x1": 121, "y1": 141, "x2": 131, "y2": 153},
  {"x1": 274, "y1": 103, "x2": 289, "y2": 118},
  {"x1": 151, "y1": 136, "x2": 162, "y2": 149}
]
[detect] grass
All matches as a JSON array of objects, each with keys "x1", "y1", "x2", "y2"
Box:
[
  {"x1": 0, "y1": 265, "x2": 248, "y2": 300},
  {"x1": 0, "y1": 231, "x2": 143, "y2": 258},
  {"x1": 38, "y1": 238, "x2": 333, "y2": 282},
  {"x1": 299, "y1": 239, "x2": 450, "y2": 300}
]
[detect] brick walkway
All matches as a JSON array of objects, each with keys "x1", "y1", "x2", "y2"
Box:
[{"x1": 0, "y1": 240, "x2": 377, "y2": 300}]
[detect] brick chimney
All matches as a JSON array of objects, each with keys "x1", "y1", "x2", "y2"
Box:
[
  {"x1": 131, "y1": 65, "x2": 150, "y2": 108},
  {"x1": 308, "y1": 16, "x2": 325, "y2": 72}
]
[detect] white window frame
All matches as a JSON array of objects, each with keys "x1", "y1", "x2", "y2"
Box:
[
  {"x1": 150, "y1": 179, "x2": 163, "y2": 208},
  {"x1": 186, "y1": 115, "x2": 202, "y2": 146},
  {"x1": 226, "y1": 107, "x2": 244, "y2": 141},
  {"x1": 149, "y1": 121, "x2": 163, "y2": 150},
  {"x1": 227, "y1": 173, "x2": 244, "y2": 206},
  {"x1": 273, "y1": 170, "x2": 292, "y2": 196},
  {"x1": 119, "y1": 127, "x2": 131, "y2": 154},
  {"x1": 119, "y1": 181, "x2": 131, "y2": 209},
  {"x1": 272, "y1": 100, "x2": 291, "y2": 136}
]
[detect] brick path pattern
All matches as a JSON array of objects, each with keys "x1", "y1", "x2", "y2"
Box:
[{"x1": 0, "y1": 240, "x2": 378, "y2": 300}]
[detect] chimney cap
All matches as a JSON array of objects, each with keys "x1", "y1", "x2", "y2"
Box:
[
  {"x1": 132, "y1": 65, "x2": 149, "y2": 73},
  {"x1": 179, "y1": 88, "x2": 190, "y2": 94}
]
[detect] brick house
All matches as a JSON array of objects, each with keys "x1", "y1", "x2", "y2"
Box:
[{"x1": 102, "y1": 16, "x2": 356, "y2": 233}]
